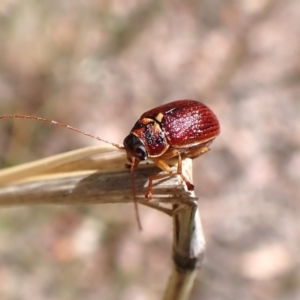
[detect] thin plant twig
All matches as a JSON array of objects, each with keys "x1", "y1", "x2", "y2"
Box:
[{"x1": 0, "y1": 146, "x2": 205, "y2": 300}]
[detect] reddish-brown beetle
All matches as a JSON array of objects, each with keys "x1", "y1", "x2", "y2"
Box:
[
  {"x1": 0, "y1": 99, "x2": 220, "y2": 230},
  {"x1": 124, "y1": 100, "x2": 220, "y2": 198}
]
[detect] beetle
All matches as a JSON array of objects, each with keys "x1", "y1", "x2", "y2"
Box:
[
  {"x1": 0, "y1": 99, "x2": 220, "y2": 230},
  {"x1": 123, "y1": 99, "x2": 220, "y2": 199}
]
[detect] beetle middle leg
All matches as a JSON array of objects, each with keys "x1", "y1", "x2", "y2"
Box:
[
  {"x1": 173, "y1": 150, "x2": 194, "y2": 191},
  {"x1": 146, "y1": 151, "x2": 194, "y2": 200}
]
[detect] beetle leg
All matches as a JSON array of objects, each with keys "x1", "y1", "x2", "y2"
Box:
[
  {"x1": 175, "y1": 150, "x2": 194, "y2": 191},
  {"x1": 145, "y1": 174, "x2": 172, "y2": 200},
  {"x1": 146, "y1": 153, "x2": 194, "y2": 200},
  {"x1": 182, "y1": 144, "x2": 211, "y2": 159},
  {"x1": 145, "y1": 158, "x2": 176, "y2": 200}
]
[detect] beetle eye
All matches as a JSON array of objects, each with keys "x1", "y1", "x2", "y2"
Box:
[
  {"x1": 134, "y1": 145, "x2": 147, "y2": 161},
  {"x1": 123, "y1": 133, "x2": 148, "y2": 162}
]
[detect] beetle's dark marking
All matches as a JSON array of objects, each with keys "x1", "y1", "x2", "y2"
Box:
[
  {"x1": 144, "y1": 122, "x2": 161, "y2": 146},
  {"x1": 145, "y1": 123, "x2": 154, "y2": 145},
  {"x1": 156, "y1": 130, "x2": 165, "y2": 145}
]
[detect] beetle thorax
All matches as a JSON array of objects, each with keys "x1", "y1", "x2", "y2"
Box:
[{"x1": 123, "y1": 118, "x2": 169, "y2": 161}]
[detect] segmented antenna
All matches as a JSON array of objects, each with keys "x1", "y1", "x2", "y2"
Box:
[
  {"x1": 0, "y1": 115, "x2": 124, "y2": 150},
  {"x1": 130, "y1": 156, "x2": 142, "y2": 231},
  {"x1": 0, "y1": 114, "x2": 145, "y2": 230}
]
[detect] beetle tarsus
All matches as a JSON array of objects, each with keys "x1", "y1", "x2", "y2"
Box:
[
  {"x1": 145, "y1": 191, "x2": 152, "y2": 200},
  {"x1": 185, "y1": 181, "x2": 194, "y2": 191}
]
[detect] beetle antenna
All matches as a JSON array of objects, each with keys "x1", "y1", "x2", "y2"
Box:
[
  {"x1": 0, "y1": 115, "x2": 124, "y2": 150},
  {"x1": 130, "y1": 156, "x2": 142, "y2": 231}
]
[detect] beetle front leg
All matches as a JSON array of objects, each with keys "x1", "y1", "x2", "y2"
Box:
[
  {"x1": 145, "y1": 158, "x2": 173, "y2": 200},
  {"x1": 145, "y1": 173, "x2": 172, "y2": 200}
]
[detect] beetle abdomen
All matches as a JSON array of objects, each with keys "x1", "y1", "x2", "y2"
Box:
[{"x1": 141, "y1": 100, "x2": 220, "y2": 147}]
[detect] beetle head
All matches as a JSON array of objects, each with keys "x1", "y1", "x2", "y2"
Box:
[
  {"x1": 123, "y1": 133, "x2": 146, "y2": 230},
  {"x1": 123, "y1": 133, "x2": 148, "y2": 165},
  {"x1": 125, "y1": 118, "x2": 169, "y2": 159}
]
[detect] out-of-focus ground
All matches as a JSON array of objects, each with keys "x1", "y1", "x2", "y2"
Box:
[{"x1": 0, "y1": 0, "x2": 299, "y2": 299}]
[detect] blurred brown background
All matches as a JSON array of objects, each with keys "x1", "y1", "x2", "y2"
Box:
[{"x1": 0, "y1": 0, "x2": 299, "y2": 299}]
